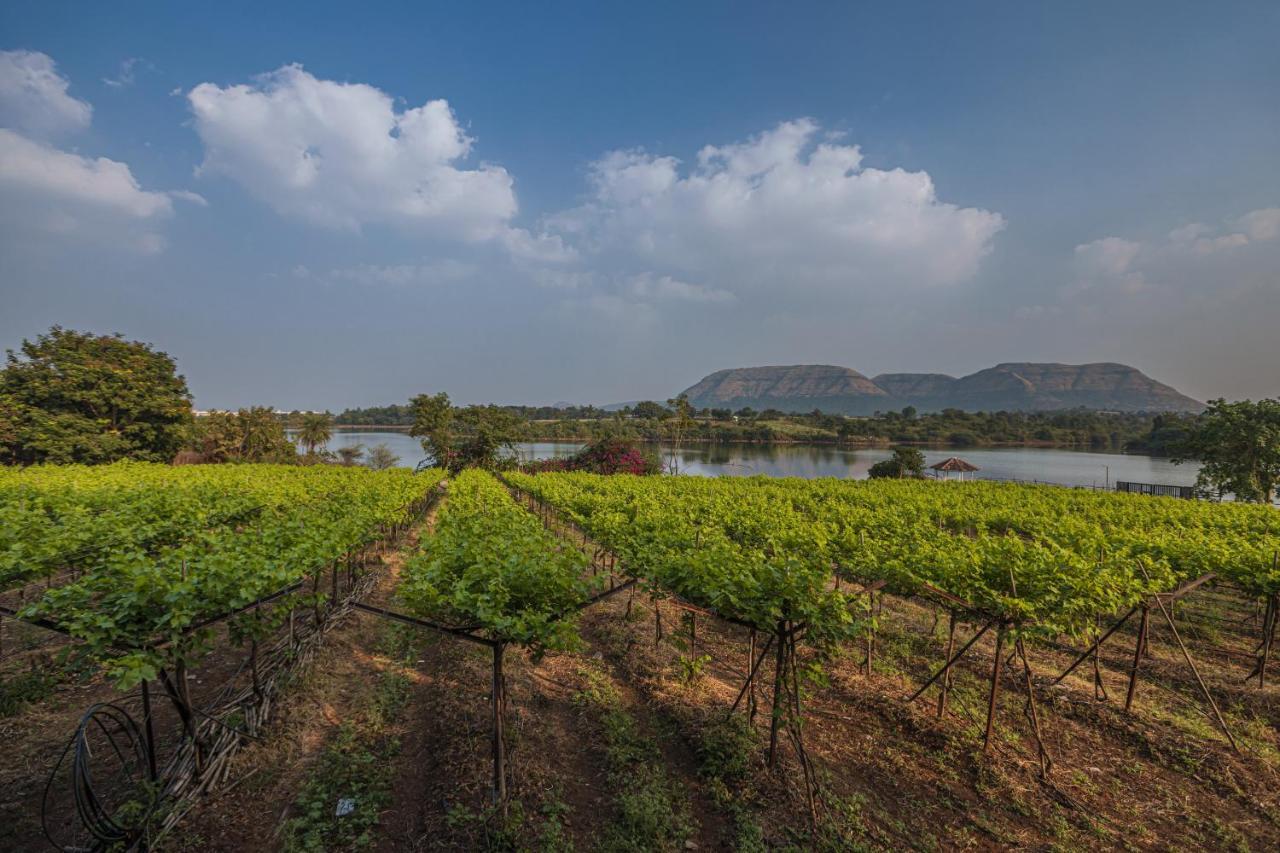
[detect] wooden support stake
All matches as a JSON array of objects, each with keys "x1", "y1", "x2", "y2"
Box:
[
  {"x1": 984, "y1": 625, "x2": 1005, "y2": 753},
  {"x1": 1092, "y1": 613, "x2": 1108, "y2": 701},
  {"x1": 1247, "y1": 559, "x2": 1279, "y2": 689},
  {"x1": 161, "y1": 664, "x2": 204, "y2": 774},
  {"x1": 311, "y1": 570, "x2": 321, "y2": 626},
  {"x1": 250, "y1": 638, "x2": 262, "y2": 700},
  {"x1": 768, "y1": 621, "x2": 787, "y2": 768},
  {"x1": 141, "y1": 678, "x2": 158, "y2": 782},
  {"x1": 1125, "y1": 606, "x2": 1149, "y2": 712},
  {"x1": 1261, "y1": 593, "x2": 1278, "y2": 688},
  {"x1": 1245, "y1": 594, "x2": 1275, "y2": 687},
  {"x1": 492, "y1": 642, "x2": 508, "y2": 809},
  {"x1": 1142, "y1": 604, "x2": 1152, "y2": 659},
  {"x1": 1144, "y1": 577, "x2": 1240, "y2": 752},
  {"x1": 907, "y1": 621, "x2": 993, "y2": 703},
  {"x1": 1016, "y1": 637, "x2": 1051, "y2": 777},
  {"x1": 786, "y1": 629, "x2": 818, "y2": 830},
  {"x1": 1054, "y1": 605, "x2": 1136, "y2": 685},
  {"x1": 937, "y1": 610, "x2": 957, "y2": 719},
  {"x1": 727, "y1": 630, "x2": 775, "y2": 720},
  {"x1": 864, "y1": 591, "x2": 875, "y2": 677}
]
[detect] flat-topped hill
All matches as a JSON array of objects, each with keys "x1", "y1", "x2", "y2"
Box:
[{"x1": 680, "y1": 362, "x2": 1202, "y2": 414}]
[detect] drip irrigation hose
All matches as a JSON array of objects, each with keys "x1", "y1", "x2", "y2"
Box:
[{"x1": 42, "y1": 701, "x2": 157, "y2": 852}]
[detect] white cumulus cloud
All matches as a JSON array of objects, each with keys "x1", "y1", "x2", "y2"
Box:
[
  {"x1": 0, "y1": 50, "x2": 92, "y2": 138},
  {"x1": 1071, "y1": 206, "x2": 1280, "y2": 298},
  {"x1": 0, "y1": 129, "x2": 174, "y2": 218},
  {"x1": 187, "y1": 65, "x2": 528, "y2": 247},
  {"x1": 1071, "y1": 236, "x2": 1146, "y2": 293},
  {"x1": 1237, "y1": 208, "x2": 1280, "y2": 243},
  {"x1": 0, "y1": 51, "x2": 200, "y2": 253},
  {"x1": 547, "y1": 119, "x2": 1005, "y2": 302}
]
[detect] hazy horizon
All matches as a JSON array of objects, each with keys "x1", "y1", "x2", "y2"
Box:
[{"x1": 2, "y1": 2, "x2": 1277, "y2": 410}]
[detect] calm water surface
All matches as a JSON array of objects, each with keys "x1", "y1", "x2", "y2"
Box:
[{"x1": 321, "y1": 429, "x2": 1200, "y2": 489}]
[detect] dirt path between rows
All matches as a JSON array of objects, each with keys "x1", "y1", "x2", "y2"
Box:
[
  {"x1": 169, "y1": 517, "x2": 432, "y2": 851},
  {"x1": 372, "y1": 492, "x2": 732, "y2": 850}
]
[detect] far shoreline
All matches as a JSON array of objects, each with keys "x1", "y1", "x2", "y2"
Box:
[{"x1": 327, "y1": 425, "x2": 1169, "y2": 457}]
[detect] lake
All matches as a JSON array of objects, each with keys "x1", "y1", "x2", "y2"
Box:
[{"x1": 318, "y1": 429, "x2": 1201, "y2": 490}]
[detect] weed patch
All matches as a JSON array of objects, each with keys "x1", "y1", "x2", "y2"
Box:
[
  {"x1": 573, "y1": 664, "x2": 696, "y2": 851},
  {"x1": 280, "y1": 623, "x2": 419, "y2": 850}
]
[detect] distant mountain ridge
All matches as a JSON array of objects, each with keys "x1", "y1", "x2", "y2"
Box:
[{"x1": 680, "y1": 362, "x2": 1202, "y2": 414}]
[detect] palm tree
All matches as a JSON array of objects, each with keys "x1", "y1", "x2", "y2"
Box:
[{"x1": 297, "y1": 412, "x2": 333, "y2": 455}]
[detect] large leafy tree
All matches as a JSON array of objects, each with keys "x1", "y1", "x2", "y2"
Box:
[
  {"x1": 1174, "y1": 398, "x2": 1280, "y2": 503},
  {"x1": 0, "y1": 395, "x2": 18, "y2": 462},
  {"x1": 1, "y1": 327, "x2": 192, "y2": 464},
  {"x1": 868, "y1": 446, "x2": 927, "y2": 479},
  {"x1": 631, "y1": 400, "x2": 670, "y2": 420},
  {"x1": 187, "y1": 407, "x2": 297, "y2": 463},
  {"x1": 409, "y1": 391, "x2": 524, "y2": 472}
]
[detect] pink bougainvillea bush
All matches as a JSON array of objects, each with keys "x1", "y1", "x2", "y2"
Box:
[{"x1": 523, "y1": 437, "x2": 662, "y2": 476}]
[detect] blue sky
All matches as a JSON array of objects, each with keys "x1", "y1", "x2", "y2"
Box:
[{"x1": 1, "y1": 1, "x2": 1277, "y2": 408}]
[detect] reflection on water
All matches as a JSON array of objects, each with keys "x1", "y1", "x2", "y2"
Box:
[
  {"x1": 666, "y1": 443, "x2": 1198, "y2": 488},
  {"x1": 318, "y1": 429, "x2": 1202, "y2": 490}
]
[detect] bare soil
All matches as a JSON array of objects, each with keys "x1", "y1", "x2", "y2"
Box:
[
  {"x1": 522, "y1": 506, "x2": 1280, "y2": 851},
  {"x1": 9, "y1": 492, "x2": 1278, "y2": 852}
]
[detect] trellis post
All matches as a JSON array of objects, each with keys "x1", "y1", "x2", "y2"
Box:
[
  {"x1": 937, "y1": 610, "x2": 956, "y2": 719},
  {"x1": 1125, "y1": 605, "x2": 1149, "y2": 712},
  {"x1": 492, "y1": 641, "x2": 508, "y2": 809},
  {"x1": 768, "y1": 620, "x2": 788, "y2": 768},
  {"x1": 984, "y1": 624, "x2": 1005, "y2": 752},
  {"x1": 141, "y1": 678, "x2": 158, "y2": 782}
]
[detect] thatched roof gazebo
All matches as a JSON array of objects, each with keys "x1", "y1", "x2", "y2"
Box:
[{"x1": 930, "y1": 456, "x2": 980, "y2": 480}]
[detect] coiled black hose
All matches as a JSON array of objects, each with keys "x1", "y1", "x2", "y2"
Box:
[{"x1": 42, "y1": 701, "x2": 157, "y2": 851}]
